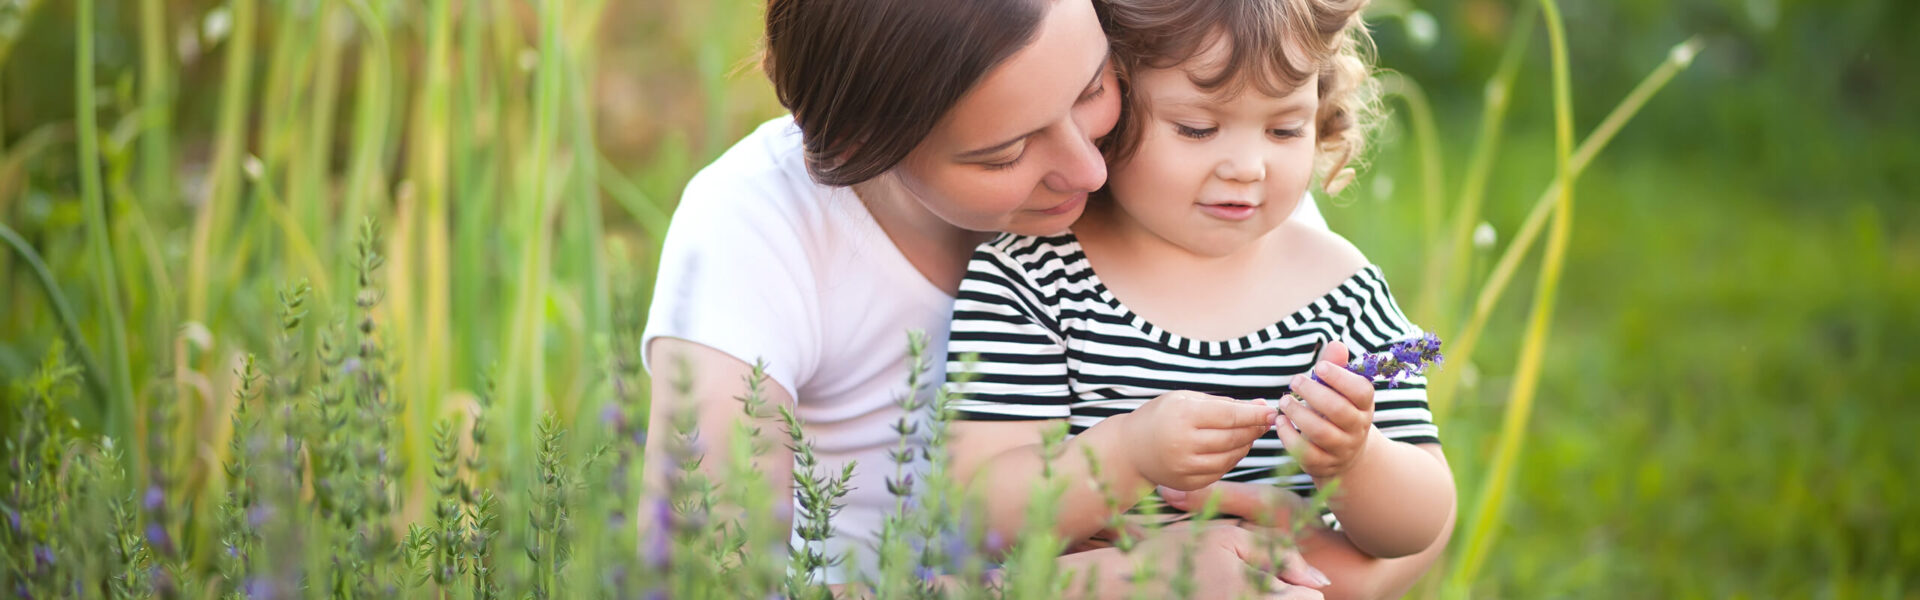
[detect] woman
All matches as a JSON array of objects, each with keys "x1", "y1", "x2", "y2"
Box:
[{"x1": 642, "y1": 0, "x2": 1441, "y2": 596}]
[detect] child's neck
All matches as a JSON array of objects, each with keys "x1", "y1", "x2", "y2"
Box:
[
  {"x1": 1074, "y1": 199, "x2": 1280, "y2": 277},
  {"x1": 1072, "y1": 200, "x2": 1306, "y2": 341}
]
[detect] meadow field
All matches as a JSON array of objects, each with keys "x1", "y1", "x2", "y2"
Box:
[{"x1": 1, "y1": 0, "x2": 1914, "y2": 597}]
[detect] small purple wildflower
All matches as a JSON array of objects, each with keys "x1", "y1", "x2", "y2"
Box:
[
  {"x1": 915, "y1": 565, "x2": 939, "y2": 582},
  {"x1": 248, "y1": 504, "x2": 272, "y2": 528},
  {"x1": 33, "y1": 544, "x2": 53, "y2": 570},
  {"x1": 4, "y1": 507, "x2": 18, "y2": 533},
  {"x1": 145, "y1": 523, "x2": 174, "y2": 555},
  {"x1": 1306, "y1": 335, "x2": 1446, "y2": 390},
  {"x1": 600, "y1": 403, "x2": 626, "y2": 431},
  {"x1": 984, "y1": 530, "x2": 1007, "y2": 553},
  {"x1": 143, "y1": 484, "x2": 165, "y2": 511},
  {"x1": 1391, "y1": 341, "x2": 1425, "y2": 367}
]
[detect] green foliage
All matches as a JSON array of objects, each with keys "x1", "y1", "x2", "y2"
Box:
[{"x1": 0, "y1": 0, "x2": 1912, "y2": 598}]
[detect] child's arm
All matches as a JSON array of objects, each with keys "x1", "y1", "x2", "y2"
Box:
[
  {"x1": 945, "y1": 242, "x2": 1278, "y2": 549},
  {"x1": 949, "y1": 392, "x2": 1279, "y2": 551},
  {"x1": 1277, "y1": 340, "x2": 1456, "y2": 559}
]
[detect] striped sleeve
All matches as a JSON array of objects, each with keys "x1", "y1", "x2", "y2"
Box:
[
  {"x1": 945, "y1": 240, "x2": 1072, "y2": 420},
  {"x1": 1340, "y1": 267, "x2": 1442, "y2": 446}
]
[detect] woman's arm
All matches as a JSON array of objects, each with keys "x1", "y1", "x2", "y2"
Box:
[
  {"x1": 950, "y1": 392, "x2": 1279, "y2": 551},
  {"x1": 640, "y1": 338, "x2": 797, "y2": 536},
  {"x1": 1163, "y1": 480, "x2": 1455, "y2": 600},
  {"x1": 949, "y1": 417, "x2": 1151, "y2": 549}
]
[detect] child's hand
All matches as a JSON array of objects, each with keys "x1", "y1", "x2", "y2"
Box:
[
  {"x1": 1276, "y1": 340, "x2": 1378, "y2": 479},
  {"x1": 1118, "y1": 390, "x2": 1278, "y2": 491}
]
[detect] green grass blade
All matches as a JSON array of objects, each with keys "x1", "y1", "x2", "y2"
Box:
[
  {"x1": 136, "y1": 0, "x2": 172, "y2": 213},
  {"x1": 76, "y1": 0, "x2": 135, "y2": 444},
  {"x1": 1447, "y1": 0, "x2": 1577, "y2": 590},
  {"x1": 0, "y1": 222, "x2": 111, "y2": 418},
  {"x1": 1427, "y1": 36, "x2": 1704, "y2": 422},
  {"x1": 1415, "y1": 1, "x2": 1536, "y2": 331}
]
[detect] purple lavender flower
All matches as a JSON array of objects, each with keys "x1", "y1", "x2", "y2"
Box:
[
  {"x1": 601, "y1": 403, "x2": 626, "y2": 430},
  {"x1": 1307, "y1": 335, "x2": 1446, "y2": 391},
  {"x1": 984, "y1": 530, "x2": 1007, "y2": 553},
  {"x1": 1356, "y1": 353, "x2": 1385, "y2": 380},
  {"x1": 145, "y1": 523, "x2": 174, "y2": 555},
  {"x1": 143, "y1": 484, "x2": 165, "y2": 511},
  {"x1": 915, "y1": 565, "x2": 939, "y2": 582},
  {"x1": 644, "y1": 500, "x2": 672, "y2": 570},
  {"x1": 32, "y1": 544, "x2": 53, "y2": 570},
  {"x1": 248, "y1": 504, "x2": 272, "y2": 528},
  {"x1": 1391, "y1": 341, "x2": 1425, "y2": 367}
]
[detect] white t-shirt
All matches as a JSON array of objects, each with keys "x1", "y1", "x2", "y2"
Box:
[
  {"x1": 644, "y1": 116, "x2": 953, "y2": 581},
  {"x1": 643, "y1": 115, "x2": 1329, "y2": 581}
]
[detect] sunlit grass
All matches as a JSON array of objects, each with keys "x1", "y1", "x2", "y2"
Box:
[{"x1": 6, "y1": 0, "x2": 1906, "y2": 597}]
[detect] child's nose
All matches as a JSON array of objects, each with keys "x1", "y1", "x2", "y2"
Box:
[{"x1": 1214, "y1": 149, "x2": 1266, "y2": 183}]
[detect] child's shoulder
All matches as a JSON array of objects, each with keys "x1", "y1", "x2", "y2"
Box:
[
  {"x1": 1278, "y1": 218, "x2": 1371, "y2": 277},
  {"x1": 975, "y1": 232, "x2": 1083, "y2": 266},
  {"x1": 966, "y1": 232, "x2": 1087, "y2": 284}
]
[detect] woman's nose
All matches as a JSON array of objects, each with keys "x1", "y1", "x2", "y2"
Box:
[{"x1": 1044, "y1": 125, "x2": 1109, "y2": 194}]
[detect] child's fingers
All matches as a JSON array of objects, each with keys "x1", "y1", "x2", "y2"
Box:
[
  {"x1": 1312, "y1": 359, "x2": 1377, "y2": 413},
  {"x1": 1278, "y1": 394, "x2": 1352, "y2": 450},
  {"x1": 1196, "y1": 396, "x2": 1281, "y2": 429},
  {"x1": 1192, "y1": 423, "x2": 1276, "y2": 453},
  {"x1": 1272, "y1": 415, "x2": 1330, "y2": 464},
  {"x1": 1289, "y1": 375, "x2": 1369, "y2": 433}
]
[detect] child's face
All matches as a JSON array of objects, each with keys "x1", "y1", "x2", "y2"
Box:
[{"x1": 1105, "y1": 42, "x2": 1319, "y2": 258}]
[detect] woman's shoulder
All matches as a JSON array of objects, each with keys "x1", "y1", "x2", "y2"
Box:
[{"x1": 681, "y1": 116, "x2": 816, "y2": 207}]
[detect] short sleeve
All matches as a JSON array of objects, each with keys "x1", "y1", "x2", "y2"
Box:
[
  {"x1": 945, "y1": 243, "x2": 1073, "y2": 420},
  {"x1": 1341, "y1": 267, "x2": 1441, "y2": 446},
  {"x1": 641, "y1": 166, "x2": 819, "y2": 398}
]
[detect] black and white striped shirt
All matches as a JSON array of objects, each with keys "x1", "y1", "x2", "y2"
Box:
[{"x1": 945, "y1": 232, "x2": 1441, "y2": 498}]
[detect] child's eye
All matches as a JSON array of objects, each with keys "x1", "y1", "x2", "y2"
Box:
[
  {"x1": 1174, "y1": 124, "x2": 1217, "y2": 139},
  {"x1": 1269, "y1": 127, "x2": 1306, "y2": 139}
]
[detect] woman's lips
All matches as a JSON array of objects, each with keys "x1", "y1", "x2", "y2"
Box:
[{"x1": 1037, "y1": 192, "x2": 1088, "y2": 216}]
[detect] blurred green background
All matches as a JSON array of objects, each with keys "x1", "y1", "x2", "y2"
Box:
[{"x1": 1, "y1": 0, "x2": 1914, "y2": 597}]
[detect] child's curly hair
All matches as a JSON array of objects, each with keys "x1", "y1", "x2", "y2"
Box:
[{"x1": 1096, "y1": 0, "x2": 1380, "y2": 193}]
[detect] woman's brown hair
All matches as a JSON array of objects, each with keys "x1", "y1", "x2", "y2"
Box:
[
  {"x1": 764, "y1": 0, "x2": 1048, "y2": 187},
  {"x1": 1097, "y1": 0, "x2": 1380, "y2": 192}
]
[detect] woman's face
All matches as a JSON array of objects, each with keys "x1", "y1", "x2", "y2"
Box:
[{"x1": 890, "y1": 0, "x2": 1121, "y2": 236}]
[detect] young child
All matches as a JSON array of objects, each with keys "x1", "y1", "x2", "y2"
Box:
[{"x1": 945, "y1": 0, "x2": 1454, "y2": 561}]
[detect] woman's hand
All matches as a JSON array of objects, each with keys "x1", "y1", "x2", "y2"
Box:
[
  {"x1": 1161, "y1": 479, "x2": 1458, "y2": 600},
  {"x1": 1117, "y1": 390, "x2": 1279, "y2": 490},
  {"x1": 1129, "y1": 521, "x2": 1331, "y2": 599},
  {"x1": 1275, "y1": 341, "x2": 1377, "y2": 480}
]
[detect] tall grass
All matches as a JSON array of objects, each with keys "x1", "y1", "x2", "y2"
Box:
[{"x1": 0, "y1": 0, "x2": 1712, "y2": 597}]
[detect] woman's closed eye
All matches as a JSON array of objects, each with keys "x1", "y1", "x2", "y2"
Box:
[{"x1": 982, "y1": 152, "x2": 1026, "y2": 171}]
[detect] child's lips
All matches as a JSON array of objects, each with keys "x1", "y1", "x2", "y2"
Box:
[{"x1": 1198, "y1": 200, "x2": 1260, "y2": 221}]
